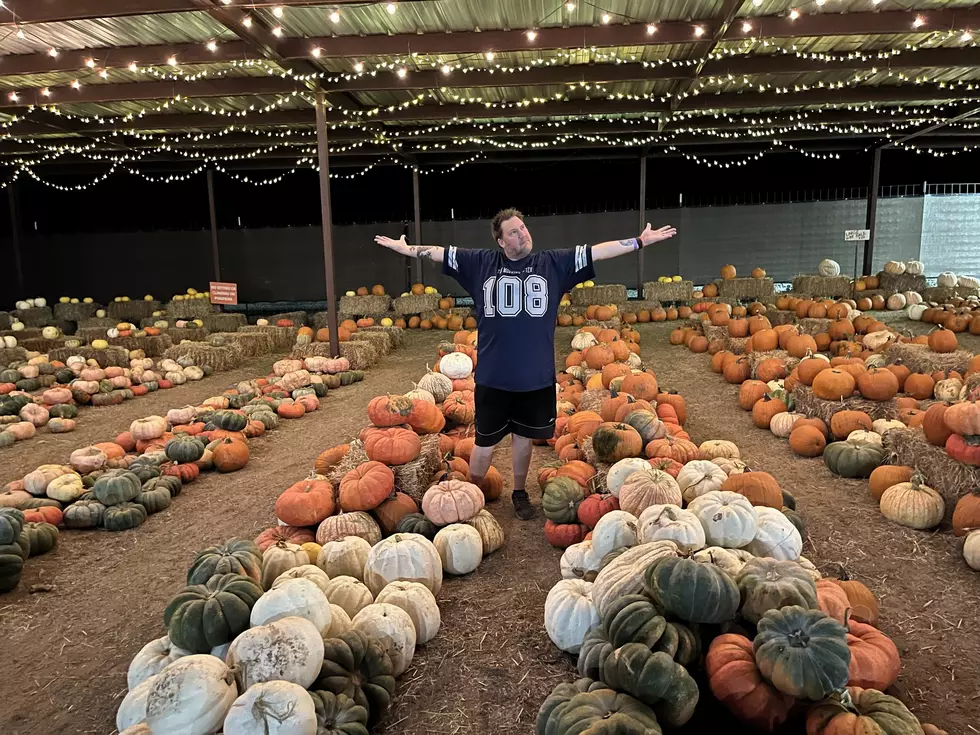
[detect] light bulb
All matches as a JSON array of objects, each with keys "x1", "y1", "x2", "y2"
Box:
[
  {"x1": 48, "y1": 48, "x2": 58, "y2": 57},
  {"x1": 742, "y1": 20, "x2": 752, "y2": 32},
  {"x1": 354, "y1": 61, "x2": 364, "y2": 72},
  {"x1": 601, "y1": 12, "x2": 610, "y2": 24},
  {"x1": 8, "y1": 92, "x2": 17, "y2": 101},
  {"x1": 168, "y1": 56, "x2": 178, "y2": 65},
  {"x1": 397, "y1": 67, "x2": 407, "y2": 78},
  {"x1": 752, "y1": 0, "x2": 762, "y2": 5},
  {"x1": 71, "y1": 80, "x2": 80, "y2": 89},
  {"x1": 272, "y1": 6, "x2": 283, "y2": 17},
  {"x1": 646, "y1": 23, "x2": 657, "y2": 34},
  {"x1": 99, "y1": 70, "x2": 108, "y2": 78},
  {"x1": 386, "y1": 2, "x2": 397, "y2": 13},
  {"x1": 207, "y1": 40, "x2": 217, "y2": 51},
  {"x1": 129, "y1": 62, "x2": 138, "y2": 72},
  {"x1": 220, "y1": 0, "x2": 231, "y2": 4},
  {"x1": 16, "y1": 29, "x2": 25, "y2": 39},
  {"x1": 816, "y1": 0, "x2": 825, "y2": 5},
  {"x1": 272, "y1": 26, "x2": 283, "y2": 36},
  {"x1": 242, "y1": 15, "x2": 252, "y2": 26},
  {"x1": 526, "y1": 29, "x2": 537, "y2": 40},
  {"x1": 40, "y1": 88, "x2": 50, "y2": 97},
  {"x1": 789, "y1": 9, "x2": 800, "y2": 19},
  {"x1": 330, "y1": 10, "x2": 340, "y2": 22},
  {"x1": 485, "y1": 50, "x2": 495, "y2": 60},
  {"x1": 962, "y1": 31, "x2": 973, "y2": 41},
  {"x1": 566, "y1": 2, "x2": 575, "y2": 11},
  {"x1": 694, "y1": 25, "x2": 705, "y2": 37},
  {"x1": 442, "y1": 64, "x2": 451, "y2": 74},
  {"x1": 912, "y1": 16, "x2": 925, "y2": 28},
  {"x1": 312, "y1": 46, "x2": 321, "y2": 57}
]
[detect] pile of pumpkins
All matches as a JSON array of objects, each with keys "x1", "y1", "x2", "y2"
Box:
[
  {"x1": 0, "y1": 507, "x2": 60, "y2": 593},
  {"x1": 698, "y1": 263, "x2": 769, "y2": 298}
]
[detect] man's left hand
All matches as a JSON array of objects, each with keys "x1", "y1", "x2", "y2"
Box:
[{"x1": 639, "y1": 223, "x2": 677, "y2": 246}]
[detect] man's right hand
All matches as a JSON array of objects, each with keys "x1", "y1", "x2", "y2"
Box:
[{"x1": 375, "y1": 234, "x2": 407, "y2": 251}]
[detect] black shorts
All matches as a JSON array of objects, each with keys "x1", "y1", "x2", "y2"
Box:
[{"x1": 474, "y1": 384, "x2": 557, "y2": 447}]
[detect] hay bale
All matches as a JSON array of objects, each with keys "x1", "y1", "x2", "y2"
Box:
[
  {"x1": 340, "y1": 341, "x2": 377, "y2": 369},
  {"x1": 0, "y1": 346, "x2": 29, "y2": 365},
  {"x1": 75, "y1": 327, "x2": 109, "y2": 343},
  {"x1": 350, "y1": 331, "x2": 393, "y2": 357},
  {"x1": 363, "y1": 325, "x2": 404, "y2": 348},
  {"x1": 571, "y1": 284, "x2": 628, "y2": 306},
  {"x1": 748, "y1": 350, "x2": 800, "y2": 378},
  {"x1": 765, "y1": 310, "x2": 797, "y2": 326},
  {"x1": 558, "y1": 305, "x2": 588, "y2": 318},
  {"x1": 166, "y1": 299, "x2": 218, "y2": 319},
  {"x1": 797, "y1": 318, "x2": 832, "y2": 336},
  {"x1": 209, "y1": 332, "x2": 273, "y2": 358},
  {"x1": 884, "y1": 343, "x2": 972, "y2": 375},
  {"x1": 793, "y1": 385, "x2": 898, "y2": 424},
  {"x1": 448, "y1": 307, "x2": 473, "y2": 320},
  {"x1": 1, "y1": 328, "x2": 42, "y2": 341},
  {"x1": 53, "y1": 302, "x2": 100, "y2": 322},
  {"x1": 875, "y1": 309, "x2": 909, "y2": 323},
  {"x1": 791, "y1": 275, "x2": 852, "y2": 298},
  {"x1": 642, "y1": 280, "x2": 693, "y2": 303},
  {"x1": 958, "y1": 285, "x2": 980, "y2": 298},
  {"x1": 108, "y1": 300, "x2": 160, "y2": 322},
  {"x1": 162, "y1": 342, "x2": 242, "y2": 372},
  {"x1": 579, "y1": 436, "x2": 611, "y2": 492},
  {"x1": 269, "y1": 311, "x2": 308, "y2": 326},
  {"x1": 726, "y1": 336, "x2": 749, "y2": 354},
  {"x1": 626, "y1": 300, "x2": 663, "y2": 314},
  {"x1": 703, "y1": 325, "x2": 728, "y2": 343},
  {"x1": 883, "y1": 427, "x2": 980, "y2": 520},
  {"x1": 393, "y1": 434, "x2": 442, "y2": 505},
  {"x1": 716, "y1": 277, "x2": 775, "y2": 302},
  {"x1": 18, "y1": 337, "x2": 66, "y2": 353},
  {"x1": 167, "y1": 327, "x2": 211, "y2": 343},
  {"x1": 339, "y1": 295, "x2": 392, "y2": 318},
  {"x1": 393, "y1": 294, "x2": 441, "y2": 316},
  {"x1": 109, "y1": 334, "x2": 173, "y2": 357},
  {"x1": 79, "y1": 317, "x2": 116, "y2": 330},
  {"x1": 584, "y1": 318, "x2": 621, "y2": 329},
  {"x1": 0, "y1": 312, "x2": 9, "y2": 331},
  {"x1": 240, "y1": 325, "x2": 298, "y2": 350},
  {"x1": 12, "y1": 306, "x2": 53, "y2": 328},
  {"x1": 877, "y1": 272, "x2": 926, "y2": 294},
  {"x1": 291, "y1": 343, "x2": 337, "y2": 360},
  {"x1": 47, "y1": 345, "x2": 130, "y2": 368},
  {"x1": 200, "y1": 313, "x2": 247, "y2": 332},
  {"x1": 853, "y1": 288, "x2": 887, "y2": 301},
  {"x1": 577, "y1": 389, "x2": 610, "y2": 414}
]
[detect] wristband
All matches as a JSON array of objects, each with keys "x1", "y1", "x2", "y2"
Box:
[{"x1": 633, "y1": 237, "x2": 641, "y2": 250}]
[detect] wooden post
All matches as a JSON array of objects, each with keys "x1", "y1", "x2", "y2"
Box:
[
  {"x1": 413, "y1": 166, "x2": 422, "y2": 285},
  {"x1": 863, "y1": 147, "x2": 881, "y2": 276},
  {"x1": 7, "y1": 183, "x2": 25, "y2": 295},
  {"x1": 637, "y1": 153, "x2": 647, "y2": 292},
  {"x1": 315, "y1": 90, "x2": 340, "y2": 355},
  {"x1": 206, "y1": 168, "x2": 221, "y2": 281}
]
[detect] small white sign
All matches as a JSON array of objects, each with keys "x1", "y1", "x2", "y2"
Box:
[{"x1": 844, "y1": 229, "x2": 871, "y2": 242}]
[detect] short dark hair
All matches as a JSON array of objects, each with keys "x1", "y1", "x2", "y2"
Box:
[{"x1": 491, "y1": 208, "x2": 524, "y2": 241}]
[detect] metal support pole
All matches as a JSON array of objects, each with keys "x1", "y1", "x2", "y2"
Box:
[
  {"x1": 315, "y1": 90, "x2": 340, "y2": 356},
  {"x1": 206, "y1": 168, "x2": 221, "y2": 281},
  {"x1": 413, "y1": 166, "x2": 422, "y2": 285},
  {"x1": 637, "y1": 154, "x2": 647, "y2": 292},
  {"x1": 863, "y1": 146, "x2": 881, "y2": 276},
  {"x1": 7, "y1": 183, "x2": 25, "y2": 295}
]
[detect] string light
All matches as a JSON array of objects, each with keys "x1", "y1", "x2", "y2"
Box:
[
  {"x1": 646, "y1": 24, "x2": 656, "y2": 35},
  {"x1": 694, "y1": 25, "x2": 705, "y2": 37},
  {"x1": 441, "y1": 64, "x2": 452, "y2": 75},
  {"x1": 99, "y1": 70, "x2": 109, "y2": 79},
  {"x1": 272, "y1": 6, "x2": 284, "y2": 18},
  {"x1": 312, "y1": 47, "x2": 322, "y2": 57},
  {"x1": 40, "y1": 88, "x2": 50, "y2": 97},
  {"x1": 8, "y1": 92, "x2": 18, "y2": 102},
  {"x1": 272, "y1": 26, "x2": 283, "y2": 37},
  {"x1": 85, "y1": 58, "x2": 96, "y2": 68},
  {"x1": 789, "y1": 9, "x2": 800, "y2": 20},
  {"x1": 16, "y1": 29, "x2": 25, "y2": 39},
  {"x1": 329, "y1": 10, "x2": 340, "y2": 23},
  {"x1": 167, "y1": 56, "x2": 178, "y2": 66},
  {"x1": 485, "y1": 51, "x2": 495, "y2": 61},
  {"x1": 353, "y1": 62, "x2": 364, "y2": 73},
  {"x1": 242, "y1": 16, "x2": 252, "y2": 27},
  {"x1": 129, "y1": 62, "x2": 138, "y2": 72},
  {"x1": 565, "y1": 2, "x2": 575, "y2": 11},
  {"x1": 207, "y1": 40, "x2": 218, "y2": 52},
  {"x1": 48, "y1": 48, "x2": 59, "y2": 57},
  {"x1": 386, "y1": 2, "x2": 397, "y2": 14},
  {"x1": 913, "y1": 16, "x2": 925, "y2": 29},
  {"x1": 601, "y1": 13, "x2": 611, "y2": 24},
  {"x1": 526, "y1": 30, "x2": 538, "y2": 41},
  {"x1": 70, "y1": 80, "x2": 81, "y2": 89},
  {"x1": 961, "y1": 31, "x2": 973, "y2": 42},
  {"x1": 397, "y1": 67, "x2": 407, "y2": 78},
  {"x1": 741, "y1": 21, "x2": 752, "y2": 33}
]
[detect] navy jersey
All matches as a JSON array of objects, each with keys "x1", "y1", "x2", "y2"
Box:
[{"x1": 442, "y1": 245, "x2": 596, "y2": 391}]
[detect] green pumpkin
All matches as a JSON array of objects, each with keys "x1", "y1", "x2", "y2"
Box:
[
  {"x1": 54, "y1": 368, "x2": 75, "y2": 384},
  {"x1": 292, "y1": 387, "x2": 316, "y2": 399},
  {"x1": 781, "y1": 488, "x2": 796, "y2": 510},
  {"x1": 0, "y1": 369, "x2": 20, "y2": 383},
  {"x1": 19, "y1": 497, "x2": 61, "y2": 510},
  {"x1": 92, "y1": 469, "x2": 142, "y2": 506},
  {"x1": 395, "y1": 513, "x2": 438, "y2": 540},
  {"x1": 643, "y1": 556, "x2": 740, "y2": 624},
  {"x1": 807, "y1": 687, "x2": 923, "y2": 735},
  {"x1": 211, "y1": 410, "x2": 247, "y2": 432},
  {"x1": 0, "y1": 431, "x2": 15, "y2": 449},
  {"x1": 0, "y1": 394, "x2": 30, "y2": 416},
  {"x1": 316, "y1": 629, "x2": 396, "y2": 726},
  {"x1": 339, "y1": 371, "x2": 364, "y2": 386},
  {"x1": 753, "y1": 605, "x2": 850, "y2": 700},
  {"x1": 14, "y1": 378, "x2": 40, "y2": 392},
  {"x1": 542, "y1": 477, "x2": 585, "y2": 523},
  {"x1": 226, "y1": 393, "x2": 252, "y2": 410},
  {"x1": 536, "y1": 683, "x2": 659, "y2": 735},
  {"x1": 577, "y1": 628, "x2": 615, "y2": 681},
  {"x1": 103, "y1": 501, "x2": 147, "y2": 531},
  {"x1": 164, "y1": 572, "x2": 263, "y2": 653},
  {"x1": 63, "y1": 499, "x2": 106, "y2": 529},
  {"x1": 144, "y1": 381, "x2": 159, "y2": 392},
  {"x1": 36, "y1": 363, "x2": 55, "y2": 376},
  {"x1": 250, "y1": 411, "x2": 279, "y2": 430},
  {"x1": 202, "y1": 365, "x2": 213, "y2": 377},
  {"x1": 38, "y1": 375, "x2": 57, "y2": 388},
  {"x1": 165, "y1": 435, "x2": 206, "y2": 464},
  {"x1": 0, "y1": 543, "x2": 24, "y2": 592},
  {"x1": 653, "y1": 621, "x2": 701, "y2": 669},
  {"x1": 136, "y1": 487, "x2": 172, "y2": 515},
  {"x1": 71, "y1": 388, "x2": 92, "y2": 405},
  {"x1": 130, "y1": 462, "x2": 162, "y2": 484},
  {"x1": 737, "y1": 557, "x2": 818, "y2": 624},
  {"x1": 99, "y1": 379, "x2": 114, "y2": 394},
  {"x1": 824, "y1": 441, "x2": 884, "y2": 478},
  {"x1": 187, "y1": 539, "x2": 263, "y2": 585},
  {"x1": 312, "y1": 382, "x2": 328, "y2": 398},
  {"x1": 14, "y1": 529, "x2": 30, "y2": 559},
  {"x1": 622, "y1": 410, "x2": 663, "y2": 445},
  {"x1": 600, "y1": 642, "x2": 699, "y2": 727},
  {"x1": 143, "y1": 475, "x2": 183, "y2": 498},
  {"x1": 82, "y1": 471, "x2": 104, "y2": 488},
  {"x1": 323, "y1": 374, "x2": 341, "y2": 389},
  {"x1": 309, "y1": 691, "x2": 370, "y2": 735},
  {"x1": 782, "y1": 507, "x2": 806, "y2": 538},
  {"x1": 22, "y1": 522, "x2": 59, "y2": 556},
  {"x1": 47, "y1": 403, "x2": 78, "y2": 419},
  {"x1": 0, "y1": 507, "x2": 25, "y2": 545},
  {"x1": 603, "y1": 594, "x2": 667, "y2": 649}
]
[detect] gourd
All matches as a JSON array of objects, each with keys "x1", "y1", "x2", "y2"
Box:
[
  {"x1": 605, "y1": 457, "x2": 651, "y2": 496},
  {"x1": 351, "y1": 602, "x2": 417, "y2": 677},
  {"x1": 818, "y1": 259, "x2": 841, "y2": 277},
  {"x1": 464, "y1": 509, "x2": 505, "y2": 555},
  {"x1": 544, "y1": 579, "x2": 600, "y2": 654},
  {"x1": 737, "y1": 557, "x2": 818, "y2": 624},
  {"x1": 316, "y1": 536, "x2": 372, "y2": 582},
  {"x1": 164, "y1": 573, "x2": 264, "y2": 652},
  {"x1": 600, "y1": 643, "x2": 700, "y2": 727},
  {"x1": 879, "y1": 475, "x2": 944, "y2": 529},
  {"x1": 144, "y1": 655, "x2": 238, "y2": 735},
  {"x1": 314, "y1": 629, "x2": 395, "y2": 726},
  {"x1": 560, "y1": 540, "x2": 603, "y2": 581},
  {"x1": 686, "y1": 490, "x2": 757, "y2": 548},
  {"x1": 637, "y1": 504, "x2": 706, "y2": 552},
  {"x1": 250, "y1": 577, "x2": 332, "y2": 633},
  {"x1": 222, "y1": 681, "x2": 317, "y2": 735},
  {"x1": 590, "y1": 540, "x2": 679, "y2": 619},
  {"x1": 374, "y1": 581, "x2": 441, "y2": 644},
  {"x1": 261, "y1": 541, "x2": 309, "y2": 590},
  {"x1": 745, "y1": 506, "x2": 802, "y2": 560},
  {"x1": 315, "y1": 512, "x2": 381, "y2": 546},
  {"x1": 618, "y1": 468, "x2": 683, "y2": 515},
  {"x1": 363, "y1": 533, "x2": 443, "y2": 597},
  {"x1": 433, "y1": 523, "x2": 483, "y2": 575},
  {"x1": 117, "y1": 675, "x2": 158, "y2": 732},
  {"x1": 643, "y1": 556, "x2": 740, "y2": 624},
  {"x1": 227, "y1": 616, "x2": 324, "y2": 690},
  {"x1": 127, "y1": 635, "x2": 190, "y2": 691}
]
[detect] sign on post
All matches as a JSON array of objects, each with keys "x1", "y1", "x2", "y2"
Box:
[
  {"x1": 209, "y1": 282, "x2": 238, "y2": 305},
  {"x1": 844, "y1": 229, "x2": 871, "y2": 242}
]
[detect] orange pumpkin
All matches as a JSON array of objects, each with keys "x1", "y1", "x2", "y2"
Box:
[
  {"x1": 275, "y1": 472, "x2": 336, "y2": 526},
  {"x1": 374, "y1": 492, "x2": 419, "y2": 534},
  {"x1": 721, "y1": 472, "x2": 782, "y2": 508},
  {"x1": 473, "y1": 465, "x2": 504, "y2": 501},
  {"x1": 213, "y1": 438, "x2": 250, "y2": 472},
  {"x1": 339, "y1": 460, "x2": 395, "y2": 511},
  {"x1": 314, "y1": 444, "x2": 350, "y2": 475},
  {"x1": 706, "y1": 634, "x2": 796, "y2": 732},
  {"x1": 789, "y1": 425, "x2": 826, "y2": 457},
  {"x1": 363, "y1": 427, "x2": 422, "y2": 465}
]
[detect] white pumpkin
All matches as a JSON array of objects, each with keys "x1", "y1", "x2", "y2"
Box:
[
  {"x1": 769, "y1": 412, "x2": 804, "y2": 439},
  {"x1": 256, "y1": 318, "x2": 269, "y2": 326},
  {"x1": 404, "y1": 385, "x2": 435, "y2": 404},
  {"x1": 618, "y1": 468, "x2": 683, "y2": 515},
  {"x1": 872, "y1": 419, "x2": 905, "y2": 434},
  {"x1": 906, "y1": 303, "x2": 928, "y2": 321},
  {"x1": 14, "y1": 299, "x2": 29, "y2": 310},
  {"x1": 559, "y1": 539, "x2": 604, "y2": 581},
  {"x1": 351, "y1": 603, "x2": 417, "y2": 677},
  {"x1": 262, "y1": 542, "x2": 309, "y2": 590},
  {"x1": 692, "y1": 546, "x2": 755, "y2": 578},
  {"x1": 433, "y1": 523, "x2": 483, "y2": 575},
  {"x1": 885, "y1": 293, "x2": 905, "y2": 310},
  {"x1": 227, "y1": 617, "x2": 324, "y2": 690},
  {"x1": 686, "y1": 491, "x2": 758, "y2": 549},
  {"x1": 958, "y1": 275, "x2": 980, "y2": 290},
  {"x1": 862, "y1": 330, "x2": 897, "y2": 351},
  {"x1": 223, "y1": 681, "x2": 317, "y2": 735},
  {"x1": 118, "y1": 674, "x2": 158, "y2": 732},
  {"x1": 847, "y1": 430, "x2": 882, "y2": 447},
  {"x1": 128, "y1": 635, "x2": 190, "y2": 690},
  {"x1": 364, "y1": 533, "x2": 443, "y2": 597},
  {"x1": 626, "y1": 351, "x2": 643, "y2": 370},
  {"x1": 417, "y1": 368, "x2": 453, "y2": 402},
  {"x1": 316, "y1": 536, "x2": 372, "y2": 581},
  {"x1": 883, "y1": 260, "x2": 907, "y2": 275},
  {"x1": 698, "y1": 440, "x2": 740, "y2": 460},
  {"x1": 570, "y1": 331, "x2": 598, "y2": 351},
  {"x1": 145, "y1": 655, "x2": 238, "y2": 734},
  {"x1": 375, "y1": 581, "x2": 441, "y2": 644},
  {"x1": 590, "y1": 540, "x2": 679, "y2": 619},
  {"x1": 903, "y1": 290, "x2": 923, "y2": 306},
  {"x1": 272, "y1": 564, "x2": 332, "y2": 596},
  {"x1": 798, "y1": 555, "x2": 822, "y2": 581},
  {"x1": 590, "y1": 510, "x2": 639, "y2": 558},
  {"x1": 606, "y1": 457, "x2": 651, "y2": 497},
  {"x1": 250, "y1": 578, "x2": 332, "y2": 633},
  {"x1": 937, "y1": 271, "x2": 957, "y2": 288},
  {"x1": 964, "y1": 530, "x2": 980, "y2": 571},
  {"x1": 676, "y1": 460, "x2": 728, "y2": 503},
  {"x1": 934, "y1": 378, "x2": 963, "y2": 401},
  {"x1": 905, "y1": 260, "x2": 924, "y2": 276},
  {"x1": 745, "y1": 507, "x2": 802, "y2": 561},
  {"x1": 543, "y1": 579, "x2": 599, "y2": 654},
  {"x1": 818, "y1": 259, "x2": 841, "y2": 277},
  {"x1": 710, "y1": 457, "x2": 748, "y2": 476},
  {"x1": 439, "y1": 352, "x2": 473, "y2": 380},
  {"x1": 1, "y1": 335, "x2": 15, "y2": 348},
  {"x1": 464, "y1": 509, "x2": 505, "y2": 555},
  {"x1": 41, "y1": 325, "x2": 59, "y2": 339},
  {"x1": 637, "y1": 504, "x2": 706, "y2": 552},
  {"x1": 211, "y1": 643, "x2": 230, "y2": 662},
  {"x1": 323, "y1": 604, "x2": 352, "y2": 638},
  {"x1": 322, "y1": 576, "x2": 374, "y2": 618}
]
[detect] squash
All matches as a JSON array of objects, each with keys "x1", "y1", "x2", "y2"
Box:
[
  {"x1": 316, "y1": 536, "x2": 372, "y2": 581},
  {"x1": 228, "y1": 616, "x2": 324, "y2": 690},
  {"x1": 272, "y1": 564, "x2": 331, "y2": 596},
  {"x1": 93, "y1": 469, "x2": 142, "y2": 506},
  {"x1": 618, "y1": 468, "x2": 683, "y2": 516},
  {"x1": 363, "y1": 533, "x2": 443, "y2": 597},
  {"x1": 806, "y1": 687, "x2": 923, "y2": 735},
  {"x1": 351, "y1": 602, "x2": 417, "y2": 677},
  {"x1": 322, "y1": 576, "x2": 374, "y2": 618},
  {"x1": 737, "y1": 557, "x2": 818, "y2": 624},
  {"x1": 261, "y1": 541, "x2": 309, "y2": 590},
  {"x1": 542, "y1": 476, "x2": 585, "y2": 523},
  {"x1": 164, "y1": 573, "x2": 264, "y2": 652},
  {"x1": 433, "y1": 523, "x2": 483, "y2": 575},
  {"x1": 222, "y1": 681, "x2": 317, "y2": 735},
  {"x1": 187, "y1": 538, "x2": 262, "y2": 585},
  {"x1": 754, "y1": 606, "x2": 850, "y2": 699},
  {"x1": 606, "y1": 457, "x2": 652, "y2": 496},
  {"x1": 144, "y1": 654, "x2": 238, "y2": 735},
  {"x1": 250, "y1": 577, "x2": 332, "y2": 633},
  {"x1": 879, "y1": 475, "x2": 944, "y2": 529},
  {"x1": 308, "y1": 690, "x2": 369, "y2": 734},
  {"x1": 824, "y1": 441, "x2": 883, "y2": 478},
  {"x1": 421, "y1": 479, "x2": 484, "y2": 525},
  {"x1": 706, "y1": 634, "x2": 796, "y2": 731},
  {"x1": 375, "y1": 580, "x2": 441, "y2": 644},
  {"x1": 535, "y1": 684, "x2": 661, "y2": 734},
  {"x1": 845, "y1": 615, "x2": 900, "y2": 691},
  {"x1": 600, "y1": 642, "x2": 699, "y2": 726},
  {"x1": 590, "y1": 540, "x2": 679, "y2": 619},
  {"x1": 687, "y1": 490, "x2": 757, "y2": 548},
  {"x1": 315, "y1": 512, "x2": 381, "y2": 546},
  {"x1": 117, "y1": 675, "x2": 158, "y2": 733},
  {"x1": 637, "y1": 504, "x2": 705, "y2": 552},
  {"x1": 23, "y1": 521, "x2": 59, "y2": 556},
  {"x1": 127, "y1": 635, "x2": 190, "y2": 691},
  {"x1": 643, "y1": 555, "x2": 739, "y2": 624},
  {"x1": 103, "y1": 502, "x2": 147, "y2": 531},
  {"x1": 544, "y1": 578, "x2": 600, "y2": 654},
  {"x1": 590, "y1": 509, "x2": 640, "y2": 558},
  {"x1": 314, "y1": 629, "x2": 395, "y2": 726},
  {"x1": 746, "y1": 506, "x2": 802, "y2": 560},
  {"x1": 676, "y1": 460, "x2": 728, "y2": 504},
  {"x1": 464, "y1": 509, "x2": 505, "y2": 555}
]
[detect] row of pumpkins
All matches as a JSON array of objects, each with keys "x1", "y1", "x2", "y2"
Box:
[{"x1": 536, "y1": 331, "x2": 947, "y2": 733}]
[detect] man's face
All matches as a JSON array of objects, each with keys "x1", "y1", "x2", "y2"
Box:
[{"x1": 497, "y1": 216, "x2": 532, "y2": 258}]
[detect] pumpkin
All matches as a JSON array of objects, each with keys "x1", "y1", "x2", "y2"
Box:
[
  {"x1": 127, "y1": 635, "x2": 190, "y2": 692},
  {"x1": 164, "y1": 572, "x2": 264, "y2": 653},
  {"x1": 536, "y1": 682, "x2": 661, "y2": 734},
  {"x1": 433, "y1": 523, "x2": 483, "y2": 575},
  {"x1": 844, "y1": 615, "x2": 900, "y2": 691},
  {"x1": 261, "y1": 540, "x2": 309, "y2": 590},
  {"x1": 222, "y1": 681, "x2": 318, "y2": 735},
  {"x1": 318, "y1": 576, "x2": 372, "y2": 620},
  {"x1": 964, "y1": 530, "x2": 980, "y2": 570},
  {"x1": 829, "y1": 410, "x2": 873, "y2": 440},
  {"x1": 687, "y1": 490, "x2": 757, "y2": 548},
  {"x1": 879, "y1": 475, "x2": 944, "y2": 529},
  {"x1": 928, "y1": 326, "x2": 958, "y2": 353},
  {"x1": 706, "y1": 634, "x2": 796, "y2": 731},
  {"x1": 339, "y1": 461, "x2": 394, "y2": 512},
  {"x1": 590, "y1": 540, "x2": 678, "y2": 619},
  {"x1": 599, "y1": 642, "x2": 699, "y2": 726},
  {"x1": 130, "y1": 415, "x2": 167, "y2": 441},
  {"x1": 805, "y1": 687, "x2": 923, "y2": 735},
  {"x1": 228, "y1": 616, "x2": 324, "y2": 690},
  {"x1": 737, "y1": 557, "x2": 818, "y2": 624},
  {"x1": 255, "y1": 525, "x2": 315, "y2": 552},
  {"x1": 422, "y1": 479, "x2": 484, "y2": 525},
  {"x1": 542, "y1": 477, "x2": 585, "y2": 523},
  {"x1": 314, "y1": 444, "x2": 350, "y2": 475},
  {"x1": 644, "y1": 555, "x2": 739, "y2": 623},
  {"x1": 21, "y1": 521, "x2": 58, "y2": 556},
  {"x1": 811, "y1": 369, "x2": 856, "y2": 401},
  {"x1": 315, "y1": 512, "x2": 381, "y2": 546},
  {"x1": 790, "y1": 425, "x2": 827, "y2": 457},
  {"x1": 544, "y1": 578, "x2": 600, "y2": 654},
  {"x1": 102, "y1": 501, "x2": 146, "y2": 531},
  {"x1": 618, "y1": 469, "x2": 682, "y2": 516},
  {"x1": 315, "y1": 629, "x2": 395, "y2": 726},
  {"x1": 375, "y1": 580, "x2": 441, "y2": 645},
  {"x1": 62, "y1": 499, "x2": 106, "y2": 529},
  {"x1": 187, "y1": 539, "x2": 262, "y2": 585},
  {"x1": 143, "y1": 655, "x2": 237, "y2": 735},
  {"x1": 637, "y1": 504, "x2": 705, "y2": 551},
  {"x1": 721, "y1": 471, "x2": 782, "y2": 508},
  {"x1": 395, "y1": 512, "x2": 438, "y2": 540},
  {"x1": 746, "y1": 506, "x2": 803, "y2": 560},
  {"x1": 363, "y1": 532, "x2": 442, "y2": 597},
  {"x1": 591, "y1": 509, "x2": 640, "y2": 557},
  {"x1": 251, "y1": 577, "x2": 332, "y2": 634},
  {"x1": 754, "y1": 606, "x2": 850, "y2": 700},
  {"x1": 824, "y1": 441, "x2": 883, "y2": 478},
  {"x1": 276, "y1": 473, "x2": 336, "y2": 528},
  {"x1": 362, "y1": 427, "x2": 421, "y2": 466}
]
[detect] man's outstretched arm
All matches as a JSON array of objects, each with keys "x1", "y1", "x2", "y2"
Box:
[
  {"x1": 591, "y1": 223, "x2": 677, "y2": 261},
  {"x1": 374, "y1": 234, "x2": 445, "y2": 263}
]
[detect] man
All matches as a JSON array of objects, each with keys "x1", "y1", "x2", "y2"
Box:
[{"x1": 375, "y1": 209, "x2": 677, "y2": 519}]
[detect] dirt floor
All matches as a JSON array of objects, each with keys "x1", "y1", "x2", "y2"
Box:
[{"x1": 1, "y1": 323, "x2": 979, "y2": 734}]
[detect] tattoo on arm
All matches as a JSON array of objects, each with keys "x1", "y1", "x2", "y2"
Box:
[
  {"x1": 618, "y1": 238, "x2": 638, "y2": 250},
  {"x1": 414, "y1": 246, "x2": 434, "y2": 261}
]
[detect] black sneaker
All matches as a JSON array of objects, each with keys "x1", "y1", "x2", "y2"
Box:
[{"x1": 512, "y1": 490, "x2": 537, "y2": 520}]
